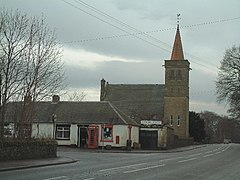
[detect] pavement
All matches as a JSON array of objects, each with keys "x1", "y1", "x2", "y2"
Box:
[{"x1": 0, "y1": 144, "x2": 207, "y2": 172}]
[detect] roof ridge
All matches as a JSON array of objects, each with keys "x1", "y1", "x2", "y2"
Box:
[
  {"x1": 108, "y1": 102, "x2": 140, "y2": 126},
  {"x1": 108, "y1": 102, "x2": 128, "y2": 125}
]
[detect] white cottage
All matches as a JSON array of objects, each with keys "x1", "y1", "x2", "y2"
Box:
[{"x1": 6, "y1": 96, "x2": 139, "y2": 149}]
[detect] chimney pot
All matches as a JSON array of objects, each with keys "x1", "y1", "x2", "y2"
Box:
[{"x1": 52, "y1": 95, "x2": 60, "y2": 103}]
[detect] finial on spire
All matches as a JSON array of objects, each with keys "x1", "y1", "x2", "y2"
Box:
[
  {"x1": 177, "y1": 14, "x2": 181, "y2": 28},
  {"x1": 170, "y1": 14, "x2": 184, "y2": 60}
]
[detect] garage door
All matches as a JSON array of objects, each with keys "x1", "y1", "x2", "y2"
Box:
[{"x1": 140, "y1": 130, "x2": 158, "y2": 150}]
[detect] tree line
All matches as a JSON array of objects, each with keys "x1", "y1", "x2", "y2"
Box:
[{"x1": 189, "y1": 111, "x2": 240, "y2": 143}]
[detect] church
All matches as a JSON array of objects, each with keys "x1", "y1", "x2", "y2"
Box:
[{"x1": 100, "y1": 24, "x2": 192, "y2": 149}]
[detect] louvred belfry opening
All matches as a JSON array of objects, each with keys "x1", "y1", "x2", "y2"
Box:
[{"x1": 171, "y1": 25, "x2": 184, "y2": 60}]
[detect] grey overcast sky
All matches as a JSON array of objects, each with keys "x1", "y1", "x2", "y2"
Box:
[{"x1": 1, "y1": 0, "x2": 240, "y2": 115}]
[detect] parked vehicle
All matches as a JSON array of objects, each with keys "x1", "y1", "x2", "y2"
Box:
[{"x1": 223, "y1": 139, "x2": 231, "y2": 144}]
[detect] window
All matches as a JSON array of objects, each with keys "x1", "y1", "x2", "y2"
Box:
[
  {"x1": 56, "y1": 125, "x2": 70, "y2": 140},
  {"x1": 176, "y1": 70, "x2": 182, "y2": 80},
  {"x1": 170, "y1": 115, "x2": 173, "y2": 126},
  {"x1": 177, "y1": 115, "x2": 180, "y2": 126},
  {"x1": 101, "y1": 125, "x2": 113, "y2": 142}
]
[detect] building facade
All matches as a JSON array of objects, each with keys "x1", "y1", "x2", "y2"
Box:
[{"x1": 100, "y1": 25, "x2": 191, "y2": 148}]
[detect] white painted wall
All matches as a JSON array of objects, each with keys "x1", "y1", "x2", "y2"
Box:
[
  {"x1": 32, "y1": 123, "x2": 139, "y2": 148},
  {"x1": 131, "y1": 126, "x2": 139, "y2": 145},
  {"x1": 32, "y1": 123, "x2": 53, "y2": 138},
  {"x1": 97, "y1": 125, "x2": 139, "y2": 147},
  {"x1": 32, "y1": 123, "x2": 78, "y2": 146},
  {"x1": 55, "y1": 124, "x2": 78, "y2": 146}
]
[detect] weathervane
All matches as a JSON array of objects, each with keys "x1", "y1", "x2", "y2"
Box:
[{"x1": 177, "y1": 14, "x2": 181, "y2": 26}]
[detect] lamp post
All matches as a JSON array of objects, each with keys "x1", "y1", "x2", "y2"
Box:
[{"x1": 52, "y1": 114, "x2": 57, "y2": 139}]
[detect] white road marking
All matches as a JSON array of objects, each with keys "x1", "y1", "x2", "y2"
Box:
[
  {"x1": 44, "y1": 176, "x2": 67, "y2": 180},
  {"x1": 203, "y1": 153, "x2": 214, "y2": 157},
  {"x1": 123, "y1": 164, "x2": 165, "y2": 174},
  {"x1": 215, "y1": 151, "x2": 221, "y2": 154},
  {"x1": 204, "y1": 150, "x2": 213, "y2": 154},
  {"x1": 178, "y1": 158, "x2": 197, "y2": 163},
  {"x1": 188, "y1": 153, "x2": 202, "y2": 157},
  {"x1": 159, "y1": 156, "x2": 184, "y2": 162},
  {"x1": 83, "y1": 178, "x2": 95, "y2": 180},
  {"x1": 99, "y1": 163, "x2": 147, "y2": 172}
]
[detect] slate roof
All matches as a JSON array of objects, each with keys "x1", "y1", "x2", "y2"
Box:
[
  {"x1": 5, "y1": 101, "x2": 139, "y2": 126},
  {"x1": 102, "y1": 84, "x2": 165, "y2": 123}
]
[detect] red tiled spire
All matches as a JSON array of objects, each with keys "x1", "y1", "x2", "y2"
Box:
[{"x1": 171, "y1": 25, "x2": 184, "y2": 60}]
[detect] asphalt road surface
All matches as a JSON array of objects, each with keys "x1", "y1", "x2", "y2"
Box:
[{"x1": 1, "y1": 143, "x2": 240, "y2": 180}]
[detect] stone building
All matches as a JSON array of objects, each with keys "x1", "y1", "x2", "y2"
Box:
[{"x1": 100, "y1": 25, "x2": 191, "y2": 149}]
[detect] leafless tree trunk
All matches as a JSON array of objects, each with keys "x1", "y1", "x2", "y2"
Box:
[{"x1": 0, "y1": 10, "x2": 64, "y2": 139}]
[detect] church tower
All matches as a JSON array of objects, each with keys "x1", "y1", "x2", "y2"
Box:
[{"x1": 164, "y1": 24, "x2": 190, "y2": 138}]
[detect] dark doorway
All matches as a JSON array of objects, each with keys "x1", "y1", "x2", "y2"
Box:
[
  {"x1": 140, "y1": 130, "x2": 158, "y2": 149},
  {"x1": 79, "y1": 127, "x2": 88, "y2": 148}
]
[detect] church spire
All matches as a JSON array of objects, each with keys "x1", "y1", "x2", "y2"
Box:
[{"x1": 170, "y1": 14, "x2": 184, "y2": 60}]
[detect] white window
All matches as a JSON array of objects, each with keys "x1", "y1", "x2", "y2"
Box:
[
  {"x1": 177, "y1": 115, "x2": 180, "y2": 126},
  {"x1": 56, "y1": 125, "x2": 70, "y2": 140},
  {"x1": 170, "y1": 115, "x2": 173, "y2": 126}
]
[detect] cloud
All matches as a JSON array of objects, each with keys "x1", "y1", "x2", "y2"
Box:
[{"x1": 62, "y1": 46, "x2": 144, "y2": 70}]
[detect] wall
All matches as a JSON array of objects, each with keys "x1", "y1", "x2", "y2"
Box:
[
  {"x1": 56, "y1": 124, "x2": 78, "y2": 146},
  {"x1": 33, "y1": 123, "x2": 139, "y2": 148},
  {"x1": 32, "y1": 123, "x2": 53, "y2": 138},
  {"x1": 32, "y1": 123, "x2": 78, "y2": 146},
  {"x1": 98, "y1": 125, "x2": 139, "y2": 148},
  {"x1": 131, "y1": 126, "x2": 139, "y2": 146}
]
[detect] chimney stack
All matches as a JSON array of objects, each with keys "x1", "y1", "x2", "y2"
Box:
[{"x1": 52, "y1": 95, "x2": 60, "y2": 103}]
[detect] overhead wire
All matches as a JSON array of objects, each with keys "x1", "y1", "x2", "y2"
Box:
[
  {"x1": 73, "y1": 0, "x2": 222, "y2": 70},
  {"x1": 61, "y1": 0, "x2": 171, "y2": 53},
  {"x1": 61, "y1": 0, "x2": 239, "y2": 72}
]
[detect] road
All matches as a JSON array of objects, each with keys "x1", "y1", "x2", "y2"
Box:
[{"x1": 1, "y1": 143, "x2": 240, "y2": 180}]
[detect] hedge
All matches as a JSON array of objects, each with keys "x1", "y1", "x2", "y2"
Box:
[{"x1": 0, "y1": 138, "x2": 57, "y2": 161}]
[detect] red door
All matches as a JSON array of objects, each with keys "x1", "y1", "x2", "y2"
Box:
[{"x1": 88, "y1": 125, "x2": 99, "y2": 149}]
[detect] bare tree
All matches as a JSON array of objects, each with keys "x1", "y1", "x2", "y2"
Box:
[
  {"x1": 65, "y1": 91, "x2": 87, "y2": 101},
  {"x1": 216, "y1": 45, "x2": 240, "y2": 119},
  {"x1": 0, "y1": 10, "x2": 64, "y2": 138},
  {"x1": 0, "y1": 10, "x2": 30, "y2": 138}
]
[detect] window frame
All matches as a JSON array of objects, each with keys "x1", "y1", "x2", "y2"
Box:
[
  {"x1": 56, "y1": 124, "x2": 70, "y2": 140},
  {"x1": 101, "y1": 124, "x2": 113, "y2": 142},
  {"x1": 177, "y1": 115, "x2": 180, "y2": 126},
  {"x1": 169, "y1": 115, "x2": 173, "y2": 126}
]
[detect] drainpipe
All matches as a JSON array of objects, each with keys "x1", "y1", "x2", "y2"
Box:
[
  {"x1": 128, "y1": 125, "x2": 132, "y2": 140},
  {"x1": 127, "y1": 125, "x2": 132, "y2": 150}
]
